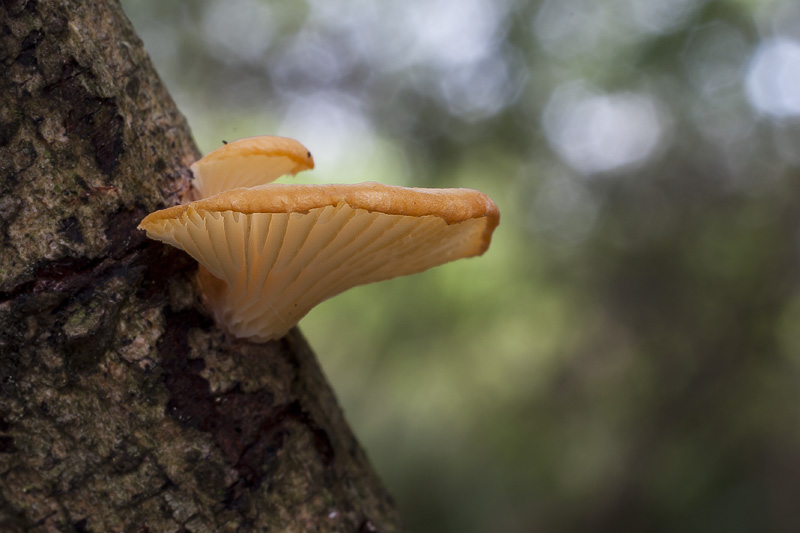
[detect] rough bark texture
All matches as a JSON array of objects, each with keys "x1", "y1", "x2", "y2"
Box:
[{"x1": 0, "y1": 1, "x2": 401, "y2": 531}]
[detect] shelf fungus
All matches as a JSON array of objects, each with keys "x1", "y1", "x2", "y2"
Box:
[{"x1": 139, "y1": 136, "x2": 500, "y2": 342}]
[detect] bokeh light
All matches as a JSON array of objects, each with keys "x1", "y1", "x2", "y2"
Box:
[
  {"x1": 746, "y1": 38, "x2": 800, "y2": 118},
  {"x1": 543, "y1": 83, "x2": 667, "y2": 175}
]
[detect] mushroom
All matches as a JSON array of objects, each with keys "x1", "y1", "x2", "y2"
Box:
[
  {"x1": 189, "y1": 136, "x2": 315, "y2": 199},
  {"x1": 139, "y1": 137, "x2": 499, "y2": 342}
]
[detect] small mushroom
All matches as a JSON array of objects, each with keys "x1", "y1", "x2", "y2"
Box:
[
  {"x1": 139, "y1": 137, "x2": 499, "y2": 342},
  {"x1": 190, "y1": 136, "x2": 315, "y2": 199}
]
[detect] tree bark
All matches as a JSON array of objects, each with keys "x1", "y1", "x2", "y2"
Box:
[{"x1": 0, "y1": 1, "x2": 401, "y2": 531}]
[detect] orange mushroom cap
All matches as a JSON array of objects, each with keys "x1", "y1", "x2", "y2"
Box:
[
  {"x1": 190, "y1": 136, "x2": 315, "y2": 199},
  {"x1": 139, "y1": 182, "x2": 499, "y2": 342}
]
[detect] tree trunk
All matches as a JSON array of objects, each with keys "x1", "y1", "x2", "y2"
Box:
[{"x1": 0, "y1": 1, "x2": 401, "y2": 531}]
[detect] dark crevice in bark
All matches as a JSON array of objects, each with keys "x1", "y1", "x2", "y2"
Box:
[
  {"x1": 45, "y1": 59, "x2": 125, "y2": 176},
  {"x1": 159, "y1": 309, "x2": 338, "y2": 509}
]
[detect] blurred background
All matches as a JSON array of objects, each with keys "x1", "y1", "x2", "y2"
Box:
[{"x1": 121, "y1": 0, "x2": 800, "y2": 531}]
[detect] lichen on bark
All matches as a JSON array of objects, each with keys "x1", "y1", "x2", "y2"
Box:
[{"x1": 0, "y1": 1, "x2": 401, "y2": 531}]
